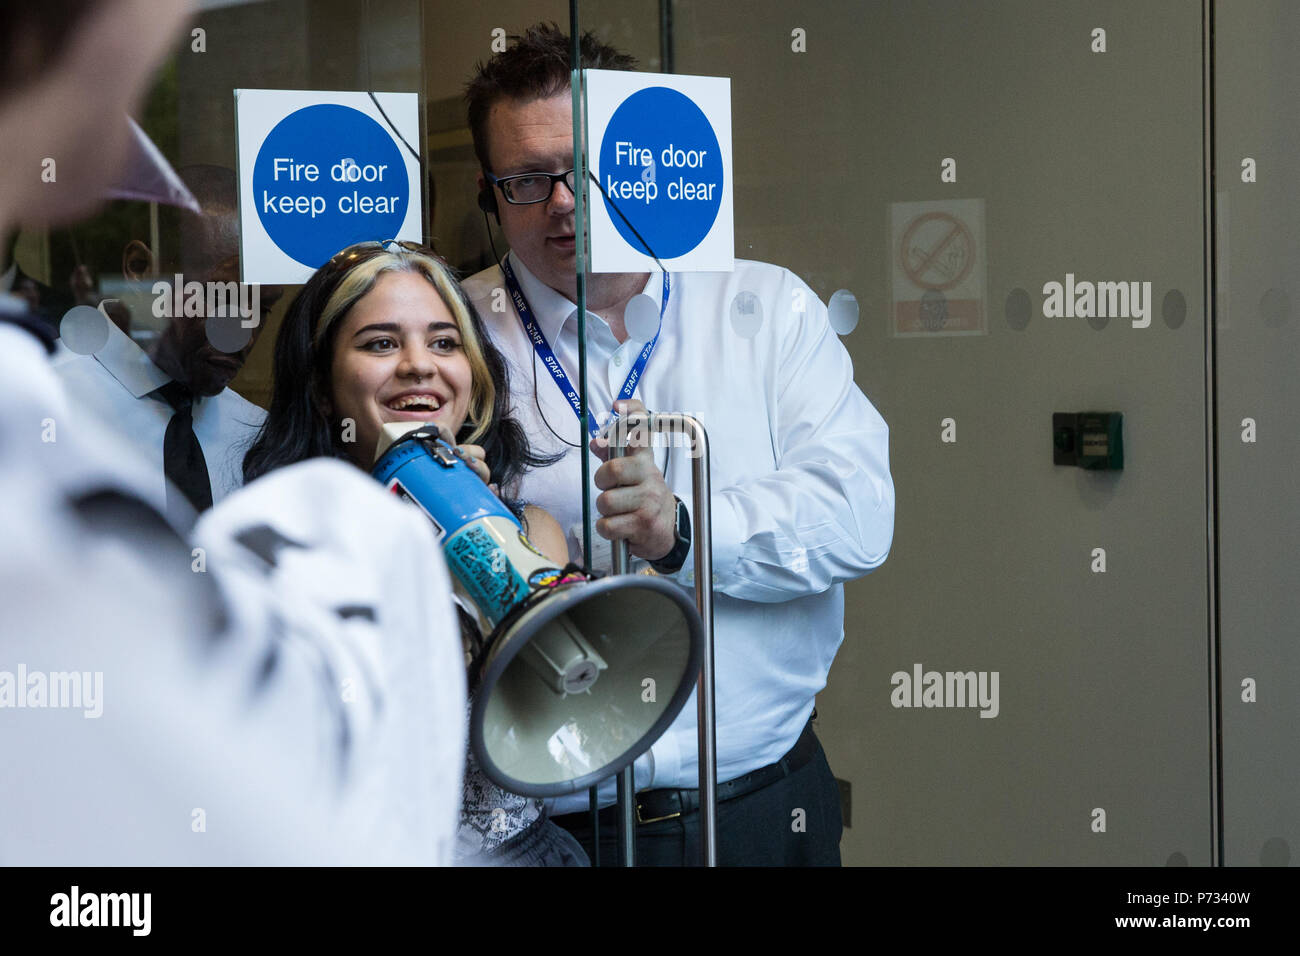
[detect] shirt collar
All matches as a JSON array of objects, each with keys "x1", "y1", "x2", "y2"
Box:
[
  {"x1": 93, "y1": 314, "x2": 172, "y2": 398},
  {"x1": 0, "y1": 262, "x2": 16, "y2": 293},
  {"x1": 505, "y1": 251, "x2": 661, "y2": 344}
]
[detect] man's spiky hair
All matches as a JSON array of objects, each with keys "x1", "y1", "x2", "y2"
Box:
[{"x1": 465, "y1": 22, "x2": 637, "y2": 171}]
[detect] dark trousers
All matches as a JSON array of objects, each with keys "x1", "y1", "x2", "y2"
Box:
[{"x1": 554, "y1": 730, "x2": 843, "y2": 866}]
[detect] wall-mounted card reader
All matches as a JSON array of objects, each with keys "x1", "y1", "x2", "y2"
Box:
[{"x1": 1054, "y1": 412, "x2": 1123, "y2": 470}]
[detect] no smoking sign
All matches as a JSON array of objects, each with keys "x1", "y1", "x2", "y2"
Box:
[{"x1": 890, "y1": 199, "x2": 987, "y2": 336}]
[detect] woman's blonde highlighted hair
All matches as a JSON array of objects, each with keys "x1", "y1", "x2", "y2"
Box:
[
  {"x1": 244, "y1": 239, "x2": 557, "y2": 492},
  {"x1": 312, "y1": 245, "x2": 494, "y2": 444}
]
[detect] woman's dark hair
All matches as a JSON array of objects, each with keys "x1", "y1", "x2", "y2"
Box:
[{"x1": 242, "y1": 242, "x2": 555, "y2": 502}]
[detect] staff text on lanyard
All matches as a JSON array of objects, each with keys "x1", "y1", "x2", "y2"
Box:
[{"x1": 502, "y1": 256, "x2": 670, "y2": 439}]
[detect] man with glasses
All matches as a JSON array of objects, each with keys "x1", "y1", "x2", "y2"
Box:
[{"x1": 462, "y1": 23, "x2": 895, "y2": 866}]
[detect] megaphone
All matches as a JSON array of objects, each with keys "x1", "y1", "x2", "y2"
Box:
[{"x1": 372, "y1": 422, "x2": 703, "y2": 797}]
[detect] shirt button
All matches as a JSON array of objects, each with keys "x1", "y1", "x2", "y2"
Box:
[{"x1": 613, "y1": 352, "x2": 623, "y2": 367}]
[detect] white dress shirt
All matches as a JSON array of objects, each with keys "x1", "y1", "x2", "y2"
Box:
[
  {"x1": 192, "y1": 460, "x2": 467, "y2": 865},
  {"x1": 464, "y1": 254, "x2": 895, "y2": 811},
  {"x1": 51, "y1": 318, "x2": 265, "y2": 510}
]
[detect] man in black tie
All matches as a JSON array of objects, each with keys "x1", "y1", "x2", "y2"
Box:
[{"x1": 53, "y1": 165, "x2": 280, "y2": 526}]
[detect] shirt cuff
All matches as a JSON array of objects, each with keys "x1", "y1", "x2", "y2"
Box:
[{"x1": 673, "y1": 491, "x2": 742, "y2": 592}]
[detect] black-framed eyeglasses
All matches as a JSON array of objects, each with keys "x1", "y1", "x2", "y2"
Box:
[{"x1": 486, "y1": 169, "x2": 576, "y2": 205}]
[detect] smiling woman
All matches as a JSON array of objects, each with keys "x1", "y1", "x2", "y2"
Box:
[
  {"x1": 328, "y1": 270, "x2": 477, "y2": 469},
  {"x1": 245, "y1": 242, "x2": 540, "y2": 495},
  {"x1": 240, "y1": 241, "x2": 588, "y2": 866},
  {"x1": 243, "y1": 241, "x2": 569, "y2": 561}
]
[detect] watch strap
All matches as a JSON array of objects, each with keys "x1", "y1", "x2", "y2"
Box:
[{"x1": 650, "y1": 496, "x2": 691, "y2": 574}]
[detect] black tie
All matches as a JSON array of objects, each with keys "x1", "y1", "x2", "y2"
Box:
[{"x1": 152, "y1": 380, "x2": 213, "y2": 517}]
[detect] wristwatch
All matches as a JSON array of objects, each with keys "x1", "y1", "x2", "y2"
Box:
[{"x1": 650, "y1": 495, "x2": 692, "y2": 574}]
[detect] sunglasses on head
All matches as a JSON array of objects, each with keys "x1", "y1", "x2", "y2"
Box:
[{"x1": 321, "y1": 238, "x2": 446, "y2": 275}]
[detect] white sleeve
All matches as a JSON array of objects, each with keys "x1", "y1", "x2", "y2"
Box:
[
  {"x1": 701, "y1": 273, "x2": 895, "y2": 602},
  {"x1": 192, "y1": 460, "x2": 467, "y2": 864},
  {"x1": 0, "y1": 340, "x2": 465, "y2": 865}
]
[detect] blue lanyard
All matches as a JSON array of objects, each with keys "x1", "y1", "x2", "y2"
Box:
[{"x1": 501, "y1": 256, "x2": 670, "y2": 438}]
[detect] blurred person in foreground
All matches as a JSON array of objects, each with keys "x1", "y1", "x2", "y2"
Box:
[{"x1": 0, "y1": 0, "x2": 464, "y2": 865}]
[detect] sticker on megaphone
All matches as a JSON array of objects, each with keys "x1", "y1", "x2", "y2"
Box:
[{"x1": 371, "y1": 422, "x2": 563, "y2": 627}]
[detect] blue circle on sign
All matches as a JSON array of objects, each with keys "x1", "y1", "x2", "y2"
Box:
[
  {"x1": 599, "y1": 87, "x2": 722, "y2": 260},
  {"x1": 253, "y1": 104, "x2": 407, "y2": 268}
]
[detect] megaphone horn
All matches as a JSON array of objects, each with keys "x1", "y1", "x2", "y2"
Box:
[{"x1": 372, "y1": 422, "x2": 703, "y2": 797}]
